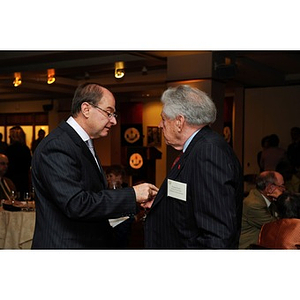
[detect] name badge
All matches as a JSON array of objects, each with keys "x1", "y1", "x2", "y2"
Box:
[{"x1": 167, "y1": 179, "x2": 187, "y2": 201}]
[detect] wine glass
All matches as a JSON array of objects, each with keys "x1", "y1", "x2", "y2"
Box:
[
  {"x1": 10, "y1": 190, "x2": 17, "y2": 205},
  {"x1": 23, "y1": 192, "x2": 31, "y2": 211}
]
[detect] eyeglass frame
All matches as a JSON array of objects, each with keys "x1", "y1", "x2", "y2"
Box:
[
  {"x1": 91, "y1": 104, "x2": 117, "y2": 119},
  {"x1": 272, "y1": 183, "x2": 286, "y2": 190}
]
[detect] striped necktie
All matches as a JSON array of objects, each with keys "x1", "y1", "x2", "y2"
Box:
[
  {"x1": 85, "y1": 139, "x2": 107, "y2": 187},
  {"x1": 86, "y1": 139, "x2": 105, "y2": 174},
  {"x1": 86, "y1": 139, "x2": 96, "y2": 157}
]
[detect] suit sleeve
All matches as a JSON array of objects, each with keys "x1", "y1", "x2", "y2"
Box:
[
  {"x1": 243, "y1": 200, "x2": 276, "y2": 229},
  {"x1": 191, "y1": 143, "x2": 241, "y2": 248},
  {"x1": 33, "y1": 135, "x2": 136, "y2": 221}
]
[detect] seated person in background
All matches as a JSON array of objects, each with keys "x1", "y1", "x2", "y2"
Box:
[
  {"x1": 276, "y1": 160, "x2": 300, "y2": 193},
  {"x1": 0, "y1": 154, "x2": 16, "y2": 201},
  {"x1": 257, "y1": 191, "x2": 300, "y2": 249},
  {"x1": 105, "y1": 164, "x2": 128, "y2": 189},
  {"x1": 239, "y1": 171, "x2": 285, "y2": 249}
]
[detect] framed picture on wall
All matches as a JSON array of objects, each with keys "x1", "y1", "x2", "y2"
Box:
[{"x1": 147, "y1": 126, "x2": 161, "y2": 147}]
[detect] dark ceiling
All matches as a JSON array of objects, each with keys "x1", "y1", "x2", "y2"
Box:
[{"x1": 1, "y1": 50, "x2": 300, "y2": 103}]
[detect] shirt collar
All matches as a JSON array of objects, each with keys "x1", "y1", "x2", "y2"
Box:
[
  {"x1": 66, "y1": 116, "x2": 90, "y2": 142},
  {"x1": 183, "y1": 128, "x2": 201, "y2": 153},
  {"x1": 261, "y1": 193, "x2": 271, "y2": 207}
]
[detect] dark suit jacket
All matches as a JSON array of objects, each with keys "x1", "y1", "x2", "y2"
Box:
[
  {"x1": 144, "y1": 126, "x2": 243, "y2": 249},
  {"x1": 31, "y1": 121, "x2": 137, "y2": 249}
]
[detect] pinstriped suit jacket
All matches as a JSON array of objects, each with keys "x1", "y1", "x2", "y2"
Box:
[
  {"x1": 31, "y1": 121, "x2": 136, "y2": 249},
  {"x1": 144, "y1": 126, "x2": 243, "y2": 249}
]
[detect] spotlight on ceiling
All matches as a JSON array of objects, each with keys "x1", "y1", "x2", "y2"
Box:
[
  {"x1": 114, "y1": 61, "x2": 125, "y2": 79},
  {"x1": 13, "y1": 72, "x2": 22, "y2": 87},
  {"x1": 47, "y1": 69, "x2": 56, "y2": 84}
]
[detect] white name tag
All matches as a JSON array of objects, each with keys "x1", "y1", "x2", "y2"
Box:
[{"x1": 167, "y1": 179, "x2": 187, "y2": 201}]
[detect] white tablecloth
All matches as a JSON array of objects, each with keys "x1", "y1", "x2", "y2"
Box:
[{"x1": 0, "y1": 207, "x2": 35, "y2": 249}]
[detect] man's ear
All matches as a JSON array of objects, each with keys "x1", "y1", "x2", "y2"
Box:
[
  {"x1": 81, "y1": 102, "x2": 90, "y2": 117},
  {"x1": 176, "y1": 115, "x2": 184, "y2": 132}
]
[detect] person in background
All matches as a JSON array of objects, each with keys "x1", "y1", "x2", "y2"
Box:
[
  {"x1": 106, "y1": 164, "x2": 128, "y2": 189},
  {"x1": 239, "y1": 171, "x2": 285, "y2": 249},
  {"x1": 31, "y1": 129, "x2": 45, "y2": 154},
  {"x1": 144, "y1": 85, "x2": 244, "y2": 249},
  {"x1": 31, "y1": 83, "x2": 158, "y2": 249},
  {"x1": 260, "y1": 134, "x2": 286, "y2": 171},
  {"x1": 5, "y1": 126, "x2": 32, "y2": 200},
  {"x1": 0, "y1": 133, "x2": 8, "y2": 154},
  {"x1": 257, "y1": 191, "x2": 300, "y2": 249},
  {"x1": 0, "y1": 153, "x2": 16, "y2": 201},
  {"x1": 257, "y1": 135, "x2": 270, "y2": 172},
  {"x1": 287, "y1": 126, "x2": 300, "y2": 173},
  {"x1": 276, "y1": 160, "x2": 300, "y2": 193}
]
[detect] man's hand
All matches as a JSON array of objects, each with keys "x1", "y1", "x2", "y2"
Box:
[
  {"x1": 132, "y1": 183, "x2": 158, "y2": 208},
  {"x1": 140, "y1": 198, "x2": 155, "y2": 209}
]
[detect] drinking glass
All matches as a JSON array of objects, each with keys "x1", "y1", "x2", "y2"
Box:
[
  {"x1": 23, "y1": 192, "x2": 31, "y2": 211},
  {"x1": 10, "y1": 190, "x2": 17, "y2": 205}
]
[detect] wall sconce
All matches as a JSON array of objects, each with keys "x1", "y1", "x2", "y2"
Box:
[
  {"x1": 13, "y1": 72, "x2": 22, "y2": 87},
  {"x1": 115, "y1": 61, "x2": 125, "y2": 78},
  {"x1": 47, "y1": 69, "x2": 56, "y2": 84}
]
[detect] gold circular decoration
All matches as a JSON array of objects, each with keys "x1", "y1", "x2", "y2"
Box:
[
  {"x1": 124, "y1": 127, "x2": 140, "y2": 144},
  {"x1": 129, "y1": 153, "x2": 143, "y2": 169}
]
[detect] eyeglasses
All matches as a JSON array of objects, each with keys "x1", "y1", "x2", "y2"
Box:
[
  {"x1": 91, "y1": 104, "x2": 117, "y2": 119},
  {"x1": 273, "y1": 183, "x2": 286, "y2": 190}
]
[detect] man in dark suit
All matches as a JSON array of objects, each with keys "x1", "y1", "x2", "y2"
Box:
[
  {"x1": 31, "y1": 83, "x2": 158, "y2": 249},
  {"x1": 144, "y1": 85, "x2": 243, "y2": 249}
]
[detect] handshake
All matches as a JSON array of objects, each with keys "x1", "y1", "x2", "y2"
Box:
[{"x1": 133, "y1": 183, "x2": 159, "y2": 209}]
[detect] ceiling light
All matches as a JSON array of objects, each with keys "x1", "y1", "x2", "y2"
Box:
[
  {"x1": 13, "y1": 72, "x2": 22, "y2": 87},
  {"x1": 115, "y1": 61, "x2": 125, "y2": 79},
  {"x1": 47, "y1": 69, "x2": 56, "y2": 84}
]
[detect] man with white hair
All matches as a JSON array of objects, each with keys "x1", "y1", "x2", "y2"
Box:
[{"x1": 144, "y1": 85, "x2": 244, "y2": 249}]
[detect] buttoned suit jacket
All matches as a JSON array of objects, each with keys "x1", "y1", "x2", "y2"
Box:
[
  {"x1": 239, "y1": 188, "x2": 276, "y2": 249},
  {"x1": 144, "y1": 126, "x2": 244, "y2": 249},
  {"x1": 31, "y1": 121, "x2": 136, "y2": 249}
]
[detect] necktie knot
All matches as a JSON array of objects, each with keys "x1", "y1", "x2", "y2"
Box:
[{"x1": 86, "y1": 139, "x2": 95, "y2": 156}]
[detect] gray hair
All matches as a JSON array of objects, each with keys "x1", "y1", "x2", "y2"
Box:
[{"x1": 161, "y1": 85, "x2": 217, "y2": 125}]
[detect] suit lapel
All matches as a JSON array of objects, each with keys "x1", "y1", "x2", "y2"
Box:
[
  {"x1": 59, "y1": 121, "x2": 107, "y2": 186},
  {"x1": 150, "y1": 126, "x2": 211, "y2": 210}
]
